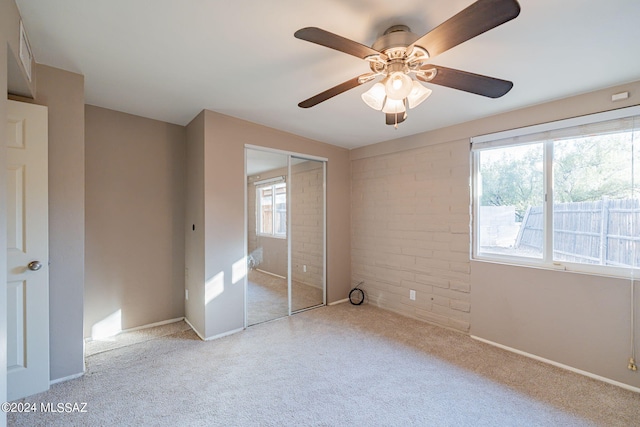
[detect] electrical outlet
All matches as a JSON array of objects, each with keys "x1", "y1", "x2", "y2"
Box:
[
  {"x1": 409, "y1": 290, "x2": 416, "y2": 301},
  {"x1": 185, "y1": 289, "x2": 189, "y2": 300},
  {"x1": 303, "y1": 265, "x2": 307, "y2": 273}
]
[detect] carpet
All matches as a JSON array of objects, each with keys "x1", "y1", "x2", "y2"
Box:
[
  {"x1": 85, "y1": 321, "x2": 192, "y2": 357},
  {"x1": 8, "y1": 303, "x2": 640, "y2": 426},
  {"x1": 247, "y1": 269, "x2": 323, "y2": 325}
]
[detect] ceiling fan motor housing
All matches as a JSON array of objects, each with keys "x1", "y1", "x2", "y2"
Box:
[
  {"x1": 369, "y1": 26, "x2": 431, "y2": 76},
  {"x1": 372, "y1": 25, "x2": 420, "y2": 53}
]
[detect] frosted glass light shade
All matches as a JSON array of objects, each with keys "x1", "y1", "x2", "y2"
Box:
[
  {"x1": 407, "y1": 81, "x2": 432, "y2": 109},
  {"x1": 384, "y1": 72, "x2": 413, "y2": 100},
  {"x1": 361, "y1": 82, "x2": 386, "y2": 110},
  {"x1": 382, "y1": 98, "x2": 406, "y2": 114}
]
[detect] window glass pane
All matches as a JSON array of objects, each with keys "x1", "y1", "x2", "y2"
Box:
[
  {"x1": 477, "y1": 144, "x2": 544, "y2": 258},
  {"x1": 635, "y1": 126, "x2": 640, "y2": 268},
  {"x1": 260, "y1": 187, "x2": 273, "y2": 235},
  {"x1": 274, "y1": 183, "x2": 287, "y2": 235},
  {"x1": 257, "y1": 183, "x2": 286, "y2": 237},
  {"x1": 553, "y1": 131, "x2": 639, "y2": 267}
]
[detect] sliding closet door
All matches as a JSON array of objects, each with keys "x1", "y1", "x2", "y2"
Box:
[
  {"x1": 289, "y1": 157, "x2": 326, "y2": 312},
  {"x1": 246, "y1": 149, "x2": 289, "y2": 325},
  {"x1": 246, "y1": 148, "x2": 326, "y2": 325}
]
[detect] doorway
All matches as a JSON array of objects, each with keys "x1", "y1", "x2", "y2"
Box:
[{"x1": 245, "y1": 147, "x2": 326, "y2": 326}]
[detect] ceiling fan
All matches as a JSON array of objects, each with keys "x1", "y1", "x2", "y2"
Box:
[{"x1": 295, "y1": 0, "x2": 521, "y2": 127}]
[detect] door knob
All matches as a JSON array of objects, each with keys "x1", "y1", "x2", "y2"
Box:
[{"x1": 27, "y1": 261, "x2": 42, "y2": 271}]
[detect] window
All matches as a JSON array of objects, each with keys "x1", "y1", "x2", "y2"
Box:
[
  {"x1": 257, "y1": 182, "x2": 286, "y2": 237},
  {"x1": 477, "y1": 143, "x2": 544, "y2": 259},
  {"x1": 473, "y1": 106, "x2": 640, "y2": 276}
]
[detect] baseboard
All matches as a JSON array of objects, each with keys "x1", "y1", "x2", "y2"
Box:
[
  {"x1": 329, "y1": 298, "x2": 348, "y2": 306},
  {"x1": 471, "y1": 335, "x2": 640, "y2": 394},
  {"x1": 184, "y1": 317, "x2": 205, "y2": 341},
  {"x1": 185, "y1": 318, "x2": 244, "y2": 342},
  {"x1": 120, "y1": 317, "x2": 185, "y2": 334},
  {"x1": 85, "y1": 317, "x2": 185, "y2": 342},
  {"x1": 294, "y1": 279, "x2": 323, "y2": 290},
  {"x1": 204, "y1": 327, "x2": 244, "y2": 341},
  {"x1": 253, "y1": 268, "x2": 324, "y2": 290},
  {"x1": 50, "y1": 371, "x2": 84, "y2": 386},
  {"x1": 255, "y1": 268, "x2": 286, "y2": 279}
]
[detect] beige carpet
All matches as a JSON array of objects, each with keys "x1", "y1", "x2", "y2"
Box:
[
  {"x1": 85, "y1": 320, "x2": 192, "y2": 357},
  {"x1": 9, "y1": 303, "x2": 640, "y2": 426},
  {"x1": 247, "y1": 269, "x2": 323, "y2": 325}
]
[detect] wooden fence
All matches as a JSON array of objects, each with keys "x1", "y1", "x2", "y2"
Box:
[{"x1": 516, "y1": 198, "x2": 640, "y2": 267}]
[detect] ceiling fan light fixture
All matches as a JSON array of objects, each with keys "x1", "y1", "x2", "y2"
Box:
[
  {"x1": 407, "y1": 81, "x2": 432, "y2": 109},
  {"x1": 382, "y1": 98, "x2": 406, "y2": 115},
  {"x1": 384, "y1": 71, "x2": 413, "y2": 100},
  {"x1": 361, "y1": 82, "x2": 386, "y2": 110}
]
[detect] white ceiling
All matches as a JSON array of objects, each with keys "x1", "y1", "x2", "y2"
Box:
[{"x1": 14, "y1": 0, "x2": 640, "y2": 150}]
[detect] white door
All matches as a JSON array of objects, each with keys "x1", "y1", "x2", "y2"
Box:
[{"x1": 6, "y1": 99, "x2": 49, "y2": 401}]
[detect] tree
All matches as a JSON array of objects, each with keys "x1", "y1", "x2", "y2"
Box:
[
  {"x1": 553, "y1": 132, "x2": 635, "y2": 203},
  {"x1": 479, "y1": 130, "x2": 638, "y2": 221},
  {"x1": 479, "y1": 144, "x2": 543, "y2": 221}
]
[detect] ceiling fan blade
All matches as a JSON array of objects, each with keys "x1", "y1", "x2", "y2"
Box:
[
  {"x1": 295, "y1": 27, "x2": 382, "y2": 60},
  {"x1": 409, "y1": 0, "x2": 520, "y2": 59},
  {"x1": 418, "y1": 65, "x2": 513, "y2": 98},
  {"x1": 298, "y1": 76, "x2": 365, "y2": 108}
]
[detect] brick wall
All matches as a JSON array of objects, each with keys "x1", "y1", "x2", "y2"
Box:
[
  {"x1": 351, "y1": 139, "x2": 471, "y2": 332},
  {"x1": 291, "y1": 160, "x2": 324, "y2": 288}
]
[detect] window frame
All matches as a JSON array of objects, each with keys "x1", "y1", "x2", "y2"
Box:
[
  {"x1": 471, "y1": 105, "x2": 640, "y2": 279},
  {"x1": 256, "y1": 181, "x2": 287, "y2": 239}
]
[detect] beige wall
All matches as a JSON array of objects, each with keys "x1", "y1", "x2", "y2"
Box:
[
  {"x1": 202, "y1": 110, "x2": 246, "y2": 337},
  {"x1": 185, "y1": 112, "x2": 206, "y2": 335},
  {"x1": 253, "y1": 236, "x2": 287, "y2": 277},
  {"x1": 351, "y1": 79, "x2": 640, "y2": 388},
  {"x1": 472, "y1": 261, "x2": 640, "y2": 388},
  {"x1": 33, "y1": 65, "x2": 85, "y2": 381},
  {"x1": 85, "y1": 105, "x2": 186, "y2": 337},
  {"x1": 186, "y1": 110, "x2": 350, "y2": 339}
]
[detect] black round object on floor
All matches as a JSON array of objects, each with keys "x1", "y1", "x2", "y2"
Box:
[{"x1": 349, "y1": 287, "x2": 365, "y2": 305}]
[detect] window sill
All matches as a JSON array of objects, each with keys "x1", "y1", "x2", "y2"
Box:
[{"x1": 472, "y1": 256, "x2": 638, "y2": 280}]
